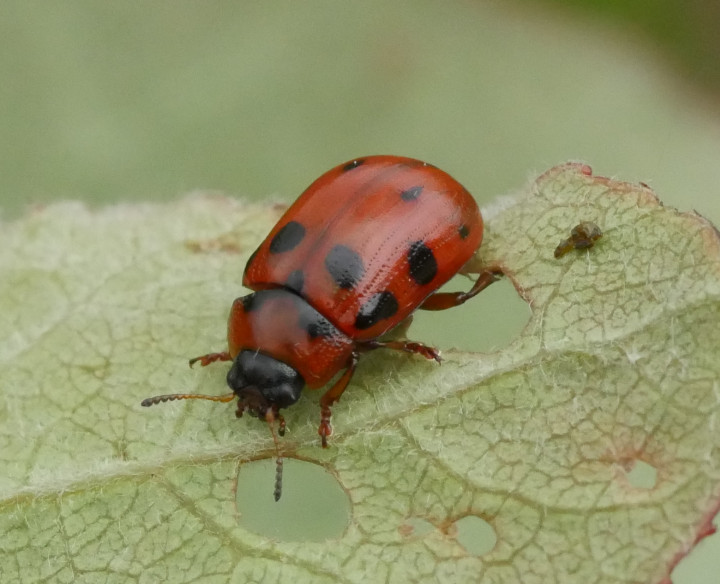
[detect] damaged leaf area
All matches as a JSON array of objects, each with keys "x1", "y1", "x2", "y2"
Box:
[{"x1": 1, "y1": 164, "x2": 720, "y2": 583}]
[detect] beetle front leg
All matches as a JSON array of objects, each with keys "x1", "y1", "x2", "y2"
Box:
[
  {"x1": 318, "y1": 352, "x2": 359, "y2": 447},
  {"x1": 188, "y1": 351, "x2": 232, "y2": 367},
  {"x1": 419, "y1": 268, "x2": 503, "y2": 311}
]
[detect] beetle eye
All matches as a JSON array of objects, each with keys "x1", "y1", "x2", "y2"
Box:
[{"x1": 226, "y1": 358, "x2": 248, "y2": 394}]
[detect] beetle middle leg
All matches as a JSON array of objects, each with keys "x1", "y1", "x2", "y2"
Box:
[
  {"x1": 419, "y1": 268, "x2": 503, "y2": 311},
  {"x1": 318, "y1": 352, "x2": 360, "y2": 447},
  {"x1": 360, "y1": 339, "x2": 441, "y2": 363}
]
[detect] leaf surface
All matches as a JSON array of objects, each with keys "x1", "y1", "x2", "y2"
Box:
[{"x1": 1, "y1": 165, "x2": 720, "y2": 583}]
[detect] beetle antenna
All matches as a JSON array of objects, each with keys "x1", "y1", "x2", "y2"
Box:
[
  {"x1": 141, "y1": 392, "x2": 235, "y2": 407},
  {"x1": 274, "y1": 458, "x2": 284, "y2": 502},
  {"x1": 265, "y1": 408, "x2": 285, "y2": 502}
]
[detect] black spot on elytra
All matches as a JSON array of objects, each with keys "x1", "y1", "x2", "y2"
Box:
[
  {"x1": 400, "y1": 186, "x2": 423, "y2": 201},
  {"x1": 325, "y1": 244, "x2": 365, "y2": 289},
  {"x1": 459, "y1": 224, "x2": 470, "y2": 239},
  {"x1": 285, "y1": 269, "x2": 304, "y2": 293},
  {"x1": 342, "y1": 159, "x2": 365, "y2": 172},
  {"x1": 297, "y1": 304, "x2": 338, "y2": 339},
  {"x1": 269, "y1": 221, "x2": 305, "y2": 254},
  {"x1": 354, "y1": 291, "x2": 399, "y2": 330},
  {"x1": 305, "y1": 318, "x2": 337, "y2": 340},
  {"x1": 407, "y1": 241, "x2": 437, "y2": 285}
]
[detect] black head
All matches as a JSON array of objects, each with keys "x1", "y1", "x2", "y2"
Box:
[{"x1": 226, "y1": 350, "x2": 304, "y2": 418}]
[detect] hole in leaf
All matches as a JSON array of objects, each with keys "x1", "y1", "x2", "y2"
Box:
[
  {"x1": 235, "y1": 458, "x2": 350, "y2": 541},
  {"x1": 626, "y1": 459, "x2": 658, "y2": 489},
  {"x1": 410, "y1": 275, "x2": 528, "y2": 352},
  {"x1": 454, "y1": 515, "x2": 497, "y2": 556},
  {"x1": 671, "y1": 512, "x2": 720, "y2": 584},
  {"x1": 399, "y1": 517, "x2": 435, "y2": 537}
]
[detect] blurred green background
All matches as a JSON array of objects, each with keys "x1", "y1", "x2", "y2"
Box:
[
  {"x1": 2, "y1": 0, "x2": 720, "y2": 224},
  {"x1": 3, "y1": 1, "x2": 719, "y2": 581}
]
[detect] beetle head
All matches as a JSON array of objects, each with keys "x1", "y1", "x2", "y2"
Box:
[{"x1": 227, "y1": 350, "x2": 304, "y2": 418}]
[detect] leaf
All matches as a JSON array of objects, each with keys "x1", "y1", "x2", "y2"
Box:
[{"x1": 1, "y1": 164, "x2": 720, "y2": 583}]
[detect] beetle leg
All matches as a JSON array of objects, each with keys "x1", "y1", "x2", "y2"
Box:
[
  {"x1": 419, "y1": 268, "x2": 503, "y2": 311},
  {"x1": 360, "y1": 339, "x2": 441, "y2": 363},
  {"x1": 188, "y1": 351, "x2": 232, "y2": 367},
  {"x1": 318, "y1": 351, "x2": 359, "y2": 447}
]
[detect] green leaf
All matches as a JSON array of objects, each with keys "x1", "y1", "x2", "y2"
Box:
[{"x1": 2, "y1": 164, "x2": 720, "y2": 583}]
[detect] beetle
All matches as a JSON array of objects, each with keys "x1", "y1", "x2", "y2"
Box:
[{"x1": 142, "y1": 155, "x2": 501, "y2": 498}]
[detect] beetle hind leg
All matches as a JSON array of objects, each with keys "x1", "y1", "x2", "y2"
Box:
[{"x1": 419, "y1": 268, "x2": 502, "y2": 311}]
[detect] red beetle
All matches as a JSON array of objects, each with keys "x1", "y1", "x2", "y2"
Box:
[{"x1": 142, "y1": 155, "x2": 500, "y2": 499}]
